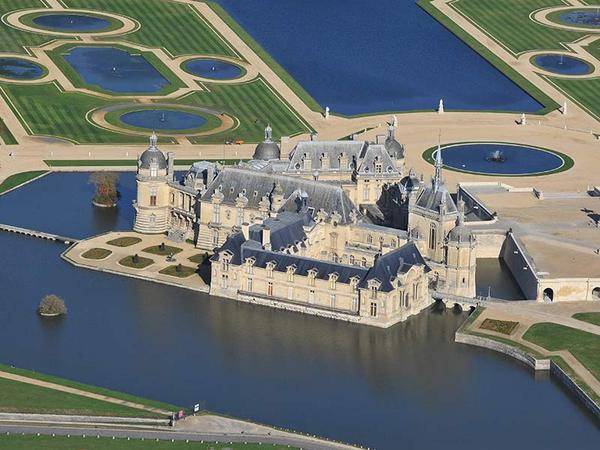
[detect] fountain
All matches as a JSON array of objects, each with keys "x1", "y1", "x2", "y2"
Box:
[
  {"x1": 31, "y1": 13, "x2": 112, "y2": 32},
  {"x1": 559, "y1": 9, "x2": 600, "y2": 27},
  {"x1": 183, "y1": 58, "x2": 242, "y2": 80},
  {"x1": 120, "y1": 108, "x2": 207, "y2": 131},
  {"x1": 486, "y1": 150, "x2": 506, "y2": 163}
]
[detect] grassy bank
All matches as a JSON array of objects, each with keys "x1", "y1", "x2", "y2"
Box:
[
  {"x1": 418, "y1": 0, "x2": 560, "y2": 114},
  {"x1": 0, "y1": 363, "x2": 178, "y2": 416},
  {"x1": 573, "y1": 312, "x2": 600, "y2": 327},
  {"x1": 0, "y1": 171, "x2": 46, "y2": 194},
  {"x1": 0, "y1": 117, "x2": 17, "y2": 145},
  {"x1": 0, "y1": 435, "x2": 294, "y2": 449}
]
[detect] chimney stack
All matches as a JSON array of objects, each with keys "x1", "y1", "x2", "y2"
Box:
[{"x1": 262, "y1": 226, "x2": 271, "y2": 250}]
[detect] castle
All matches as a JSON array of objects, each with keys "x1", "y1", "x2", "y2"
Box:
[{"x1": 132, "y1": 124, "x2": 479, "y2": 327}]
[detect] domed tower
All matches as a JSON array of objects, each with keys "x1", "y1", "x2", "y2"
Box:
[
  {"x1": 253, "y1": 124, "x2": 281, "y2": 161},
  {"x1": 444, "y1": 199, "x2": 476, "y2": 297},
  {"x1": 385, "y1": 121, "x2": 405, "y2": 173},
  {"x1": 133, "y1": 132, "x2": 172, "y2": 233}
]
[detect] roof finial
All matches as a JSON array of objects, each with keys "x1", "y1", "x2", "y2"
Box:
[
  {"x1": 150, "y1": 131, "x2": 158, "y2": 147},
  {"x1": 434, "y1": 131, "x2": 443, "y2": 191},
  {"x1": 264, "y1": 124, "x2": 272, "y2": 141}
]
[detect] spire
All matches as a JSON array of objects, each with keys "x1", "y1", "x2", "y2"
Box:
[
  {"x1": 457, "y1": 198, "x2": 465, "y2": 226},
  {"x1": 392, "y1": 115, "x2": 398, "y2": 128},
  {"x1": 264, "y1": 124, "x2": 272, "y2": 141},
  {"x1": 149, "y1": 131, "x2": 158, "y2": 148},
  {"x1": 433, "y1": 134, "x2": 443, "y2": 191}
]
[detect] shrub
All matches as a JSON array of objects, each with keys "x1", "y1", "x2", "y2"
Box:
[
  {"x1": 89, "y1": 172, "x2": 120, "y2": 206},
  {"x1": 38, "y1": 295, "x2": 67, "y2": 316}
]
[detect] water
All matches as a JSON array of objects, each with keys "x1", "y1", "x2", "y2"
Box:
[
  {"x1": 184, "y1": 58, "x2": 243, "y2": 80},
  {"x1": 437, "y1": 143, "x2": 565, "y2": 175},
  {"x1": 0, "y1": 58, "x2": 44, "y2": 80},
  {"x1": 560, "y1": 10, "x2": 600, "y2": 27},
  {"x1": 32, "y1": 14, "x2": 112, "y2": 32},
  {"x1": 0, "y1": 174, "x2": 598, "y2": 450},
  {"x1": 476, "y1": 258, "x2": 525, "y2": 300},
  {"x1": 63, "y1": 47, "x2": 170, "y2": 94},
  {"x1": 120, "y1": 109, "x2": 208, "y2": 131},
  {"x1": 533, "y1": 54, "x2": 592, "y2": 76},
  {"x1": 214, "y1": 0, "x2": 542, "y2": 115}
]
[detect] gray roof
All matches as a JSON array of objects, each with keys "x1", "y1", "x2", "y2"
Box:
[
  {"x1": 139, "y1": 146, "x2": 167, "y2": 170},
  {"x1": 201, "y1": 167, "x2": 358, "y2": 224},
  {"x1": 287, "y1": 140, "x2": 367, "y2": 172},
  {"x1": 414, "y1": 181, "x2": 457, "y2": 215},
  {"x1": 447, "y1": 224, "x2": 474, "y2": 243},
  {"x1": 385, "y1": 136, "x2": 404, "y2": 159},
  {"x1": 360, "y1": 242, "x2": 430, "y2": 292},
  {"x1": 356, "y1": 144, "x2": 399, "y2": 176},
  {"x1": 253, "y1": 140, "x2": 281, "y2": 161},
  {"x1": 249, "y1": 213, "x2": 307, "y2": 252}
]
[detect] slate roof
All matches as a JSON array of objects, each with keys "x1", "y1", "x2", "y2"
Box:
[
  {"x1": 356, "y1": 144, "x2": 400, "y2": 176},
  {"x1": 360, "y1": 242, "x2": 430, "y2": 292},
  {"x1": 414, "y1": 180, "x2": 457, "y2": 215},
  {"x1": 287, "y1": 140, "x2": 367, "y2": 171},
  {"x1": 201, "y1": 167, "x2": 358, "y2": 224},
  {"x1": 248, "y1": 212, "x2": 307, "y2": 252}
]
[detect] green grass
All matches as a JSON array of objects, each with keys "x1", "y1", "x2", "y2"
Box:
[
  {"x1": 0, "y1": 435, "x2": 293, "y2": 449},
  {"x1": 0, "y1": 83, "x2": 149, "y2": 144},
  {"x1": 207, "y1": 1, "x2": 322, "y2": 113},
  {"x1": 159, "y1": 264, "x2": 198, "y2": 278},
  {"x1": 422, "y1": 142, "x2": 574, "y2": 176},
  {"x1": 451, "y1": 0, "x2": 585, "y2": 54},
  {"x1": 142, "y1": 244, "x2": 183, "y2": 256},
  {"x1": 0, "y1": 363, "x2": 178, "y2": 415},
  {"x1": 189, "y1": 253, "x2": 210, "y2": 264},
  {"x1": 107, "y1": 236, "x2": 142, "y2": 247},
  {"x1": 119, "y1": 255, "x2": 154, "y2": 269},
  {"x1": 479, "y1": 318, "x2": 519, "y2": 335},
  {"x1": 418, "y1": 0, "x2": 559, "y2": 114},
  {"x1": 545, "y1": 75, "x2": 600, "y2": 121},
  {"x1": 0, "y1": 377, "x2": 159, "y2": 417},
  {"x1": 64, "y1": 0, "x2": 238, "y2": 58},
  {"x1": 0, "y1": 117, "x2": 17, "y2": 144},
  {"x1": 81, "y1": 248, "x2": 112, "y2": 260},
  {"x1": 19, "y1": 10, "x2": 125, "y2": 33},
  {"x1": 180, "y1": 77, "x2": 311, "y2": 144},
  {"x1": 0, "y1": 0, "x2": 62, "y2": 55},
  {"x1": 573, "y1": 312, "x2": 600, "y2": 326},
  {"x1": 46, "y1": 43, "x2": 187, "y2": 97},
  {"x1": 523, "y1": 323, "x2": 600, "y2": 381},
  {"x1": 0, "y1": 171, "x2": 46, "y2": 194}
]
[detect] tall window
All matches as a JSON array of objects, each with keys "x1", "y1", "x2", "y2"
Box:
[
  {"x1": 362, "y1": 186, "x2": 369, "y2": 201},
  {"x1": 330, "y1": 294, "x2": 336, "y2": 308},
  {"x1": 370, "y1": 286, "x2": 378, "y2": 300},
  {"x1": 221, "y1": 274, "x2": 228, "y2": 288},
  {"x1": 349, "y1": 255, "x2": 355, "y2": 265},
  {"x1": 367, "y1": 234, "x2": 373, "y2": 245},
  {"x1": 213, "y1": 205, "x2": 221, "y2": 224},
  {"x1": 370, "y1": 302, "x2": 377, "y2": 317},
  {"x1": 212, "y1": 230, "x2": 219, "y2": 246},
  {"x1": 288, "y1": 286, "x2": 294, "y2": 300},
  {"x1": 429, "y1": 225, "x2": 436, "y2": 250},
  {"x1": 237, "y1": 207, "x2": 244, "y2": 227},
  {"x1": 330, "y1": 233, "x2": 338, "y2": 249},
  {"x1": 150, "y1": 188, "x2": 157, "y2": 207},
  {"x1": 352, "y1": 295, "x2": 359, "y2": 311},
  {"x1": 267, "y1": 281, "x2": 273, "y2": 296},
  {"x1": 247, "y1": 278, "x2": 253, "y2": 292},
  {"x1": 309, "y1": 289, "x2": 315, "y2": 304},
  {"x1": 150, "y1": 166, "x2": 157, "y2": 177},
  {"x1": 222, "y1": 258, "x2": 229, "y2": 272}
]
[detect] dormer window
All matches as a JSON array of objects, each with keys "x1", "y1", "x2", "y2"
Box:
[
  {"x1": 308, "y1": 268, "x2": 317, "y2": 286},
  {"x1": 266, "y1": 261, "x2": 276, "y2": 278},
  {"x1": 375, "y1": 163, "x2": 382, "y2": 174},
  {"x1": 253, "y1": 190, "x2": 258, "y2": 197},
  {"x1": 245, "y1": 257, "x2": 255, "y2": 274},
  {"x1": 329, "y1": 273, "x2": 339, "y2": 290},
  {"x1": 286, "y1": 264, "x2": 296, "y2": 281}
]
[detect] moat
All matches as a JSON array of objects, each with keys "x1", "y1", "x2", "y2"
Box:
[{"x1": 0, "y1": 173, "x2": 598, "y2": 450}]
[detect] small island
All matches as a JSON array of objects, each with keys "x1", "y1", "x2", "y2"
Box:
[
  {"x1": 90, "y1": 173, "x2": 119, "y2": 208},
  {"x1": 37, "y1": 295, "x2": 67, "y2": 317}
]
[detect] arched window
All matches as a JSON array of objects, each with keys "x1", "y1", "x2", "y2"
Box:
[
  {"x1": 367, "y1": 234, "x2": 373, "y2": 245},
  {"x1": 429, "y1": 225, "x2": 436, "y2": 250}
]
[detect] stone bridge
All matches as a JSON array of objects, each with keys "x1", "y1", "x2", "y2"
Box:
[
  {"x1": 430, "y1": 290, "x2": 520, "y2": 310},
  {"x1": 0, "y1": 223, "x2": 78, "y2": 245}
]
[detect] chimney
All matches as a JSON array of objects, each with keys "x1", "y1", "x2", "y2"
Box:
[
  {"x1": 376, "y1": 135, "x2": 386, "y2": 145},
  {"x1": 310, "y1": 132, "x2": 318, "y2": 141},
  {"x1": 241, "y1": 222, "x2": 250, "y2": 240},
  {"x1": 262, "y1": 226, "x2": 271, "y2": 250},
  {"x1": 167, "y1": 152, "x2": 175, "y2": 180}
]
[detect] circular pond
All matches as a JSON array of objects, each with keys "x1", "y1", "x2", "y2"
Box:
[
  {"x1": 183, "y1": 58, "x2": 243, "y2": 80},
  {"x1": 31, "y1": 13, "x2": 113, "y2": 32},
  {"x1": 432, "y1": 143, "x2": 567, "y2": 176},
  {"x1": 559, "y1": 10, "x2": 600, "y2": 27},
  {"x1": 120, "y1": 109, "x2": 208, "y2": 132},
  {"x1": 532, "y1": 54, "x2": 592, "y2": 75},
  {"x1": 0, "y1": 57, "x2": 44, "y2": 80}
]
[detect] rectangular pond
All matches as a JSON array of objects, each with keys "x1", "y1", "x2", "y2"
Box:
[{"x1": 214, "y1": 0, "x2": 542, "y2": 115}]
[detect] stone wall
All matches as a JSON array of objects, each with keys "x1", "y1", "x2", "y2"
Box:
[{"x1": 501, "y1": 233, "x2": 538, "y2": 300}]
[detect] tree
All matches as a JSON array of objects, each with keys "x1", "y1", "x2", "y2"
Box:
[
  {"x1": 89, "y1": 173, "x2": 120, "y2": 206},
  {"x1": 38, "y1": 295, "x2": 67, "y2": 316}
]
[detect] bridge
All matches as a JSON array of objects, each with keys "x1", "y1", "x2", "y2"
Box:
[
  {"x1": 0, "y1": 223, "x2": 78, "y2": 245},
  {"x1": 431, "y1": 290, "x2": 511, "y2": 310}
]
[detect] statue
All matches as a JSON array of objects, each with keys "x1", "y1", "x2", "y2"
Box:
[
  {"x1": 438, "y1": 99, "x2": 444, "y2": 114},
  {"x1": 392, "y1": 115, "x2": 398, "y2": 127},
  {"x1": 325, "y1": 106, "x2": 330, "y2": 119},
  {"x1": 520, "y1": 113, "x2": 527, "y2": 126},
  {"x1": 562, "y1": 101, "x2": 568, "y2": 115},
  {"x1": 264, "y1": 124, "x2": 272, "y2": 141},
  {"x1": 150, "y1": 131, "x2": 158, "y2": 147}
]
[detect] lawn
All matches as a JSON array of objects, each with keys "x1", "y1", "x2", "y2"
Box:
[
  {"x1": 0, "y1": 83, "x2": 149, "y2": 144},
  {"x1": 545, "y1": 75, "x2": 600, "y2": 121},
  {"x1": 159, "y1": 264, "x2": 197, "y2": 278},
  {"x1": 119, "y1": 255, "x2": 154, "y2": 269},
  {"x1": 0, "y1": 377, "x2": 158, "y2": 417},
  {"x1": 479, "y1": 318, "x2": 519, "y2": 335},
  {"x1": 189, "y1": 253, "x2": 210, "y2": 264},
  {"x1": 81, "y1": 248, "x2": 112, "y2": 260},
  {"x1": 142, "y1": 244, "x2": 183, "y2": 256},
  {"x1": 181, "y1": 78, "x2": 311, "y2": 144},
  {"x1": 65, "y1": 0, "x2": 238, "y2": 59},
  {"x1": 0, "y1": 363, "x2": 178, "y2": 416},
  {"x1": 0, "y1": 435, "x2": 293, "y2": 449},
  {"x1": 572, "y1": 312, "x2": 600, "y2": 327},
  {"x1": 0, "y1": 171, "x2": 46, "y2": 194},
  {"x1": 0, "y1": 117, "x2": 17, "y2": 144},
  {"x1": 450, "y1": 0, "x2": 585, "y2": 54},
  {"x1": 523, "y1": 323, "x2": 600, "y2": 380},
  {"x1": 107, "y1": 236, "x2": 142, "y2": 247}
]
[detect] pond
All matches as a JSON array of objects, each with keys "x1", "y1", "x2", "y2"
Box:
[
  {"x1": 32, "y1": 13, "x2": 112, "y2": 32},
  {"x1": 0, "y1": 57, "x2": 44, "y2": 80},
  {"x1": 436, "y1": 143, "x2": 565, "y2": 176},
  {"x1": 533, "y1": 54, "x2": 592, "y2": 76},
  {"x1": 0, "y1": 173, "x2": 598, "y2": 450},
  {"x1": 120, "y1": 109, "x2": 208, "y2": 132},
  {"x1": 183, "y1": 58, "x2": 243, "y2": 80},
  {"x1": 559, "y1": 10, "x2": 600, "y2": 27},
  {"x1": 62, "y1": 47, "x2": 170, "y2": 94},
  {"x1": 213, "y1": 0, "x2": 542, "y2": 115}
]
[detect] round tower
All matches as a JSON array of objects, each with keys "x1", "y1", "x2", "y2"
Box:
[
  {"x1": 133, "y1": 132, "x2": 172, "y2": 233},
  {"x1": 444, "y1": 199, "x2": 477, "y2": 297}
]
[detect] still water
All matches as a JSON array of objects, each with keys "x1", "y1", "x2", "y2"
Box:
[
  {"x1": 214, "y1": 0, "x2": 542, "y2": 115},
  {"x1": 0, "y1": 173, "x2": 598, "y2": 449}
]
